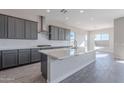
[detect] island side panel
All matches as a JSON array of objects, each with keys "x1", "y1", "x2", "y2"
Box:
[
  {"x1": 41, "y1": 53, "x2": 48, "y2": 80},
  {"x1": 48, "y1": 50, "x2": 96, "y2": 83}
]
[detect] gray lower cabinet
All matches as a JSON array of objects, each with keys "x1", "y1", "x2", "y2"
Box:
[
  {"x1": 0, "y1": 15, "x2": 7, "y2": 38},
  {"x1": 15, "y1": 18, "x2": 25, "y2": 39},
  {"x1": 41, "y1": 53, "x2": 47, "y2": 79},
  {"x1": 0, "y1": 51, "x2": 2, "y2": 69},
  {"x1": 31, "y1": 48, "x2": 41, "y2": 63},
  {"x1": 18, "y1": 49, "x2": 30, "y2": 65},
  {"x1": 2, "y1": 50, "x2": 18, "y2": 68}
]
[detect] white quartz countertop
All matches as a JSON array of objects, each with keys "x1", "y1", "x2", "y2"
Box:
[
  {"x1": 39, "y1": 48, "x2": 95, "y2": 60},
  {"x1": 0, "y1": 46, "x2": 71, "y2": 50},
  {"x1": 0, "y1": 47, "x2": 42, "y2": 50}
]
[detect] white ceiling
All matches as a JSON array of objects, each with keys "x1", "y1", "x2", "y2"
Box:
[{"x1": 1, "y1": 9, "x2": 124, "y2": 31}]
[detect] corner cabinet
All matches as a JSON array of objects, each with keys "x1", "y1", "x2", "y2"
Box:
[{"x1": 2, "y1": 50, "x2": 18, "y2": 68}]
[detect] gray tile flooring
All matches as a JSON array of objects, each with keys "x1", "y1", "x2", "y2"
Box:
[
  {"x1": 0, "y1": 63, "x2": 46, "y2": 83},
  {"x1": 0, "y1": 52, "x2": 124, "y2": 83},
  {"x1": 61, "y1": 52, "x2": 124, "y2": 83}
]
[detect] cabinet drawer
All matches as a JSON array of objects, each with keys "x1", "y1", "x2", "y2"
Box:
[
  {"x1": 19, "y1": 49, "x2": 30, "y2": 53},
  {"x1": 3, "y1": 50, "x2": 17, "y2": 54}
]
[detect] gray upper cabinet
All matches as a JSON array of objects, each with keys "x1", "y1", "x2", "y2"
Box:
[
  {"x1": 54, "y1": 27, "x2": 59, "y2": 40},
  {"x1": 0, "y1": 14, "x2": 38, "y2": 40},
  {"x1": 30, "y1": 22, "x2": 37, "y2": 39},
  {"x1": 0, "y1": 51, "x2": 1, "y2": 69},
  {"x1": 65, "y1": 29, "x2": 70, "y2": 40},
  {"x1": 0, "y1": 15, "x2": 7, "y2": 38},
  {"x1": 49, "y1": 26, "x2": 55, "y2": 40},
  {"x1": 59, "y1": 28, "x2": 65, "y2": 40},
  {"x1": 8, "y1": 17, "x2": 16, "y2": 39},
  {"x1": 49, "y1": 26, "x2": 59, "y2": 40},
  {"x1": 2, "y1": 50, "x2": 18, "y2": 68},
  {"x1": 25, "y1": 21, "x2": 38, "y2": 39},
  {"x1": 18, "y1": 49, "x2": 30, "y2": 65},
  {"x1": 8, "y1": 17, "x2": 25, "y2": 39},
  {"x1": 15, "y1": 18, "x2": 25, "y2": 39},
  {"x1": 25, "y1": 21, "x2": 31, "y2": 39},
  {"x1": 49, "y1": 25, "x2": 70, "y2": 41}
]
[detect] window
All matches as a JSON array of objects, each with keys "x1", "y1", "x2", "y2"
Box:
[
  {"x1": 70, "y1": 32, "x2": 75, "y2": 40},
  {"x1": 70, "y1": 32, "x2": 76, "y2": 47},
  {"x1": 95, "y1": 33, "x2": 109, "y2": 41}
]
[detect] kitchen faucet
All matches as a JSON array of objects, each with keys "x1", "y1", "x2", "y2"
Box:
[{"x1": 74, "y1": 39, "x2": 78, "y2": 49}]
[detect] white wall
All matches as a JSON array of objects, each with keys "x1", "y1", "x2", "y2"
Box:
[
  {"x1": 0, "y1": 10, "x2": 87, "y2": 49},
  {"x1": 114, "y1": 17, "x2": 124, "y2": 59},
  {"x1": 87, "y1": 28, "x2": 114, "y2": 53}
]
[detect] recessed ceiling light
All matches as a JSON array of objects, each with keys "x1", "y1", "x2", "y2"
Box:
[
  {"x1": 80, "y1": 10, "x2": 84, "y2": 13},
  {"x1": 46, "y1": 9, "x2": 50, "y2": 13},
  {"x1": 65, "y1": 17, "x2": 69, "y2": 20}
]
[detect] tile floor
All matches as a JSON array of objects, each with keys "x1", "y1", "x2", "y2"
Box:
[{"x1": 0, "y1": 52, "x2": 124, "y2": 83}]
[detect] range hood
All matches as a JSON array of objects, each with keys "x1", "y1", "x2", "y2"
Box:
[{"x1": 40, "y1": 16, "x2": 48, "y2": 32}]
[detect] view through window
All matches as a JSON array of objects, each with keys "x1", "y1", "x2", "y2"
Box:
[{"x1": 95, "y1": 33, "x2": 109, "y2": 41}]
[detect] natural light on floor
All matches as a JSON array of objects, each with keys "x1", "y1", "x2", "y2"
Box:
[
  {"x1": 96, "y1": 53, "x2": 109, "y2": 58},
  {"x1": 115, "y1": 60, "x2": 124, "y2": 64}
]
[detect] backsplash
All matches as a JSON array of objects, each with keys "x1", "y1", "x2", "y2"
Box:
[{"x1": 0, "y1": 33, "x2": 70, "y2": 49}]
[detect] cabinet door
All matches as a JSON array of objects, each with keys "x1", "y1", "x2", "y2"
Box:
[
  {"x1": 54, "y1": 27, "x2": 59, "y2": 40},
  {"x1": 25, "y1": 21, "x2": 31, "y2": 39},
  {"x1": 41, "y1": 53, "x2": 47, "y2": 79},
  {"x1": 50, "y1": 26, "x2": 55, "y2": 40},
  {"x1": 30, "y1": 22, "x2": 37, "y2": 39},
  {"x1": 0, "y1": 15, "x2": 7, "y2": 38},
  {"x1": 2, "y1": 50, "x2": 18, "y2": 68},
  {"x1": 31, "y1": 48, "x2": 41, "y2": 63},
  {"x1": 19, "y1": 49, "x2": 30, "y2": 65},
  {"x1": 65, "y1": 29, "x2": 70, "y2": 40},
  {"x1": 15, "y1": 18, "x2": 25, "y2": 39},
  {"x1": 59, "y1": 28, "x2": 65, "y2": 40},
  {"x1": 0, "y1": 51, "x2": 1, "y2": 69},
  {"x1": 8, "y1": 17, "x2": 16, "y2": 39}
]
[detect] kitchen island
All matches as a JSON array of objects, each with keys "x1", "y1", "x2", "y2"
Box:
[{"x1": 39, "y1": 48, "x2": 96, "y2": 83}]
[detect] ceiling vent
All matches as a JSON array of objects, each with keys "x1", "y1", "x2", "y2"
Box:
[{"x1": 60, "y1": 9, "x2": 68, "y2": 14}]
